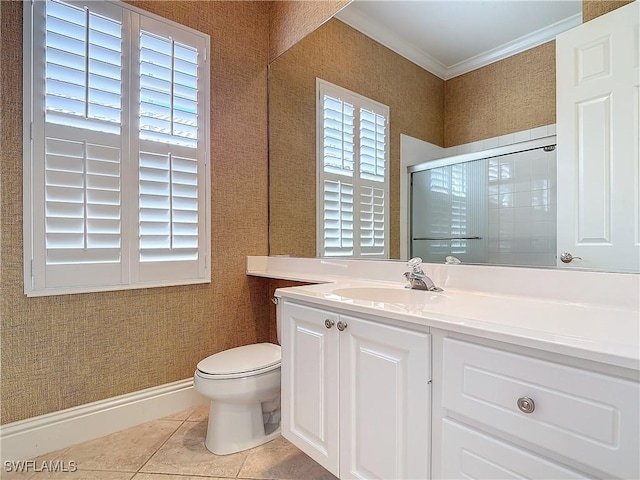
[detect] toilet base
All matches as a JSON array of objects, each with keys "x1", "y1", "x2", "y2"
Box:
[{"x1": 204, "y1": 400, "x2": 281, "y2": 455}]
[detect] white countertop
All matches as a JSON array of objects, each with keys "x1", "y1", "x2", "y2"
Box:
[{"x1": 248, "y1": 256, "x2": 640, "y2": 371}]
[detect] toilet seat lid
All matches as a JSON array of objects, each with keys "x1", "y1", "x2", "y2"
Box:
[{"x1": 197, "y1": 343, "x2": 281, "y2": 375}]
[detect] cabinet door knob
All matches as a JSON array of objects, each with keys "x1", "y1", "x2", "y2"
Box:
[
  {"x1": 337, "y1": 321, "x2": 348, "y2": 331},
  {"x1": 560, "y1": 252, "x2": 582, "y2": 263},
  {"x1": 517, "y1": 396, "x2": 535, "y2": 414},
  {"x1": 324, "y1": 319, "x2": 334, "y2": 329}
]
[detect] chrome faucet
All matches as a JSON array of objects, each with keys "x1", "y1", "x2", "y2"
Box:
[{"x1": 403, "y1": 257, "x2": 443, "y2": 292}]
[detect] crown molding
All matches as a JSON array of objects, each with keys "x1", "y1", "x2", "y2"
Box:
[
  {"x1": 335, "y1": 6, "x2": 449, "y2": 79},
  {"x1": 335, "y1": 8, "x2": 582, "y2": 80},
  {"x1": 445, "y1": 13, "x2": 582, "y2": 79}
]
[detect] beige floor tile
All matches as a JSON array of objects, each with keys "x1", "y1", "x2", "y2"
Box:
[
  {"x1": 161, "y1": 409, "x2": 194, "y2": 422},
  {"x1": 3, "y1": 471, "x2": 134, "y2": 480},
  {"x1": 185, "y1": 404, "x2": 209, "y2": 423},
  {"x1": 1, "y1": 449, "x2": 74, "y2": 479},
  {"x1": 0, "y1": 468, "x2": 36, "y2": 480},
  {"x1": 133, "y1": 474, "x2": 231, "y2": 480},
  {"x1": 57, "y1": 420, "x2": 181, "y2": 473},
  {"x1": 140, "y1": 421, "x2": 247, "y2": 478},
  {"x1": 161, "y1": 402, "x2": 207, "y2": 422},
  {"x1": 238, "y1": 436, "x2": 337, "y2": 480}
]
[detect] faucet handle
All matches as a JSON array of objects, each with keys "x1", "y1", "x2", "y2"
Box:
[{"x1": 407, "y1": 257, "x2": 423, "y2": 272}]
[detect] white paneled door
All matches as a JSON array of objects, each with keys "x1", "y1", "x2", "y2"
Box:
[{"x1": 556, "y1": 1, "x2": 639, "y2": 272}]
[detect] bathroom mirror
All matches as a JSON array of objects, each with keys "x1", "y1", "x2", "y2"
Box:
[{"x1": 267, "y1": 0, "x2": 635, "y2": 272}]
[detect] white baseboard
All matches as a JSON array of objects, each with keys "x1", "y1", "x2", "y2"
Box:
[{"x1": 0, "y1": 378, "x2": 207, "y2": 462}]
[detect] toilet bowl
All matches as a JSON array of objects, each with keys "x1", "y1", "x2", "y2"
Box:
[{"x1": 193, "y1": 342, "x2": 281, "y2": 455}]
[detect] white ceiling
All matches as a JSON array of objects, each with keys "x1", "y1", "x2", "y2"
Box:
[{"x1": 335, "y1": 0, "x2": 583, "y2": 79}]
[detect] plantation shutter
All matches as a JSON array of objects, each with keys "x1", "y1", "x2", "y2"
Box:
[
  {"x1": 32, "y1": 0, "x2": 126, "y2": 289},
  {"x1": 133, "y1": 17, "x2": 208, "y2": 283},
  {"x1": 321, "y1": 91, "x2": 355, "y2": 256},
  {"x1": 358, "y1": 108, "x2": 387, "y2": 256},
  {"x1": 317, "y1": 80, "x2": 389, "y2": 258},
  {"x1": 26, "y1": 0, "x2": 210, "y2": 295}
]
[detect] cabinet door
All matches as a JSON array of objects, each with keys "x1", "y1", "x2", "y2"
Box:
[
  {"x1": 280, "y1": 301, "x2": 340, "y2": 476},
  {"x1": 556, "y1": 2, "x2": 639, "y2": 272},
  {"x1": 339, "y1": 315, "x2": 431, "y2": 480}
]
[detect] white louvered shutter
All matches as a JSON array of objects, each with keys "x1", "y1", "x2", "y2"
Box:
[
  {"x1": 358, "y1": 108, "x2": 387, "y2": 256},
  {"x1": 317, "y1": 80, "x2": 389, "y2": 258},
  {"x1": 133, "y1": 17, "x2": 208, "y2": 283},
  {"x1": 321, "y1": 91, "x2": 355, "y2": 256},
  {"x1": 31, "y1": 0, "x2": 125, "y2": 289},
  {"x1": 323, "y1": 179, "x2": 355, "y2": 256},
  {"x1": 26, "y1": 0, "x2": 210, "y2": 295}
]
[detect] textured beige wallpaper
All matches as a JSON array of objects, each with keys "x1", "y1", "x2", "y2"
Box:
[
  {"x1": 582, "y1": 0, "x2": 634, "y2": 21},
  {"x1": 0, "y1": 1, "x2": 270, "y2": 424},
  {"x1": 269, "y1": 0, "x2": 351, "y2": 63},
  {"x1": 444, "y1": 41, "x2": 556, "y2": 147},
  {"x1": 269, "y1": 18, "x2": 444, "y2": 259}
]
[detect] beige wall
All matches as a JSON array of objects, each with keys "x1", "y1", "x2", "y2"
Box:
[
  {"x1": 582, "y1": 0, "x2": 634, "y2": 22},
  {"x1": 443, "y1": 0, "x2": 633, "y2": 147},
  {"x1": 269, "y1": 0, "x2": 351, "y2": 62},
  {"x1": 269, "y1": 18, "x2": 444, "y2": 258},
  {"x1": 444, "y1": 41, "x2": 556, "y2": 147},
  {"x1": 0, "y1": 0, "x2": 271, "y2": 424}
]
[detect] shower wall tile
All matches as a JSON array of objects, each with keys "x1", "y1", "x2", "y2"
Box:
[
  {"x1": 513, "y1": 130, "x2": 532, "y2": 143},
  {"x1": 417, "y1": 125, "x2": 556, "y2": 267},
  {"x1": 530, "y1": 125, "x2": 549, "y2": 140},
  {"x1": 498, "y1": 133, "x2": 515, "y2": 146},
  {"x1": 483, "y1": 137, "x2": 501, "y2": 149},
  {"x1": 478, "y1": 130, "x2": 556, "y2": 267}
]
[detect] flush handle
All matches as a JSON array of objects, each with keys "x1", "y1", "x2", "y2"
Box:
[
  {"x1": 324, "y1": 319, "x2": 334, "y2": 329},
  {"x1": 560, "y1": 252, "x2": 582, "y2": 263},
  {"x1": 517, "y1": 396, "x2": 535, "y2": 414},
  {"x1": 337, "y1": 321, "x2": 348, "y2": 332}
]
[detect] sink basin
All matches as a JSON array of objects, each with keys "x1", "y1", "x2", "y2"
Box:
[{"x1": 331, "y1": 286, "x2": 442, "y2": 305}]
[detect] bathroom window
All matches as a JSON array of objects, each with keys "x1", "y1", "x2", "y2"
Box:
[
  {"x1": 316, "y1": 79, "x2": 389, "y2": 258},
  {"x1": 23, "y1": 0, "x2": 211, "y2": 296}
]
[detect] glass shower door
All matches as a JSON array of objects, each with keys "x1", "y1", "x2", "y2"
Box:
[{"x1": 411, "y1": 159, "x2": 488, "y2": 264}]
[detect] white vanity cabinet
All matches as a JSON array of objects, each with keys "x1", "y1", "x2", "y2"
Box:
[
  {"x1": 279, "y1": 300, "x2": 431, "y2": 480},
  {"x1": 437, "y1": 336, "x2": 640, "y2": 479}
]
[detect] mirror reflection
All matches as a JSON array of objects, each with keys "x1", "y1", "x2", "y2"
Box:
[
  {"x1": 411, "y1": 142, "x2": 556, "y2": 267},
  {"x1": 268, "y1": 0, "x2": 634, "y2": 272}
]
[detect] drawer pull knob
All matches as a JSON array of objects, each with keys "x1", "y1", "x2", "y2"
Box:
[
  {"x1": 324, "y1": 319, "x2": 335, "y2": 329},
  {"x1": 517, "y1": 397, "x2": 535, "y2": 414},
  {"x1": 337, "y1": 320, "x2": 348, "y2": 331}
]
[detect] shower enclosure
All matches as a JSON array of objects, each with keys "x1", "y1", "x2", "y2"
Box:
[{"x1": 410, "y1": 141, "x2": 557, "y2": 267}]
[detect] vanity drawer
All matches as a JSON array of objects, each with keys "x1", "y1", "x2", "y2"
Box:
[
  {"x1": 442, "y1": 338, "x2": 640, "y2": 479},
  {"x1": 441, "y1": 419, "x2": 588, "y2": 479}
]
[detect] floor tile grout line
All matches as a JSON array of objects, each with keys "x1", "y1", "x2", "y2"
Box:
[
  {"x1": 135, "y1": 417, "x2": 188, "y2": 474},
  {"x1": 235, "y1": 449, "x2": 252, "y2": 479},
  {"x1": 133, "y1": 473, "x2": 236, "y2": 479}
]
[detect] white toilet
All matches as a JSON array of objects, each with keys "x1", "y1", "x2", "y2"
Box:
[{"x1": 193, "y1": 342, "x2": 281, "y2": 455}]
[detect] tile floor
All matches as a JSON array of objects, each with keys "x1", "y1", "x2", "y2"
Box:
[{"x1": 2, "y1": 405, "x2": 337, "y2": 480}]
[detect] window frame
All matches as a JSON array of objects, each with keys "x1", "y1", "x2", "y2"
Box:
[
  {"x1": 23, "y1": 0, "x2": 211, "y2": 297},
  {"x1": 315, "y1": 78, "x2": 390, "y2": 258}
]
